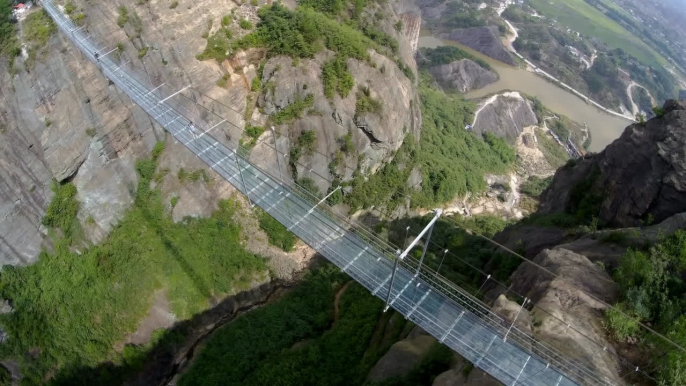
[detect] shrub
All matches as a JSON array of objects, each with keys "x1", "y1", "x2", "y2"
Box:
[
  {"x1": 42, "y1": 181, "x2": 80, "y2": 242},
  {"x1": 322, "y1": 56, "x2": 354, "y2": 99},
  {"x1": 652, "y1": 106, "x2": 666, "y2": 117},
  {"x1": 355, "y1": 87, "x2": 382, "y2": 116},
  {"x1": 234, "y1": 4, "x2": 371, "y2": 61},
  {"x1": 138, "y1": 46, "x2": 149, "y2": 58},
  {"x1": 299, "y1": 130, "x2": 316, "y2": 154},
  {"x1": 605, "y1": 305, "x2": 640, "y2": 341},
  {"x1": 271, "y1": 94, "x2": 314, "y2": 125},
  {"x1": 250, "y1": 0, "x2": 258, "y2": 5},
  {"x1": 239, "y1": 19, "x2": 253, "y2": 30},
  {"x1": 221, "y1": 15, "x2": 231, "y2": 26},
  {"x1": 85, "y1": 128, "x2": 96, "y2": 137},
  {"x1": 117, "y1": 6, "x2": 129, "y2": 27},
  {"x1": 244, "y1": 125, "x2": 264, "y2": 147},
  {"x1": 520, "y1": 176, "x2": 552, "y2": 198},
  {"x1": 170, "y1": 0, "x2": 178, "y2": 9},
  {"x1": 257, "y1": 210, "x2": 296, "y2": 251}
]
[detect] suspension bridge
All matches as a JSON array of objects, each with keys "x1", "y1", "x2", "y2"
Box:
[{"x1": 42, "y1": 1, "x2": 622, "y2": 384}]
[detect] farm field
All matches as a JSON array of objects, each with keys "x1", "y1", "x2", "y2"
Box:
[{"x1": 527, "y1": 0, "x2": 669, "y2": 69}]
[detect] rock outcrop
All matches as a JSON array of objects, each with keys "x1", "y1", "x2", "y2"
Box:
[
  {"x1": 0, "y1": 0, "x2": 420, "y2": 265},
  {"x1": 367, "y1": 327, "x2": 438, "y2": 382},
  {"x1": 439, "y1": 27, "x2": 515, "y2": 66},
  {"x1": 539, "y1": 100, "x2": 686, "y2": 227},
  {"x1": 509, "y1": 248, "x2": 621, "y2": 383},
  {"x1": 472, "y1": 93, "x2": 538, "y2": 144},
  {"x1": 428, "y1": 59, "x2": 498, "y2": 93}
]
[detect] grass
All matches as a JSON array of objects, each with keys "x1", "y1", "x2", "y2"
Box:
[
  {"x1": 22, "y1": 10, "x2": 57, "y2": 69},
  {"x1": 520, "y1": 176, "x2": 552, "y2": 198},
  {"x1": 527, "y1": 0, "x2": 669, "y2": 69},
  {"x1": 257, "y1": 209, "x2": 296, "y2": 252},
  {"x1": 535, "y1": 128, "x2": 569, "y2": 169},
  {"x1": 42, "y1": 181, "x2": 81, "y2": 243},
  {"x1": 178, "y1": 265, "x2": 406, "y2": 386},
  {"x1": 0, "y1": 144, "x2": 268, "y2": 384}
]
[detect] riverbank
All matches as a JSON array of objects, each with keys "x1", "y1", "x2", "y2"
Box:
[
  {"x1": 418, "y1": 34, "x2": 633, "y2": 151},
  {"x1": 498, "y1": 11, "x2": 635, "y2": 122}
]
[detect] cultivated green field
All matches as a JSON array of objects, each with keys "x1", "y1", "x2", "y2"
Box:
[{"x1": 527, "y1": 0, "x2": 669, "y2": 69}]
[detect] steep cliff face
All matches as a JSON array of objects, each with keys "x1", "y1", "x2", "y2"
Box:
[
  {"x1": 0, "y1": 0, "x2": 421, "y2": 265},
  {"x1": 540, "y1": 100, "x2": 686, "y2": 227}
]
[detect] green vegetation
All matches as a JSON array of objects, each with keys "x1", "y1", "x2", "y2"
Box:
[
  {"x1": 236, "y1": 4, "x2": 371, "y2": 61},
  {"x1": 606, "y1": 230, "x2": 686, "y2": 385},
  {"x1": 179, "y1": 265, "x2": 410, "y2": 386},
  {"x1": 257, "y1": 209, "x2": 296, "y2": 252},
  {"x1": 526, "y1": 0, "x2": 669, "y2": 69},
  {"x1": 170, "y1": 0, "x2": 179, "y2": 9},
  {"x1": 117, "y1": 6, "x2": 129, "y2": 27},
  {"x1": 520, "y1": 176, "x2": 552, "y2": 197},
  {"x1": 271, "y1": 94, "x2": 314, "y2": 125},
  {"x1": 419, "y1": 46, "x2": 492, "y2": 71},
  {"x1": 178, "y1": 167, "x2": 212, "y2": 185},
  {"x1": 0, "y1": 0, "x2": 19, "y2": 62},
  {"x1": 367, "y1": 343, "x2": 453, "y2": 386},
  {"x1": 239, "y1": 19, "x2": 253, "y2": 30},
  {"x1": 385, "y1": 214, "x2": 518, "y2": 294},
  {"x1": 137, "y1": 46, "x2": 148, "y2": 58},
  {"x1": 344, "y1": 74, "x2": 515, "y2": 211},
  {"x1": 42, "y1": 181, "x2": 81, "y2": 243},
  {"x1": 322, "y1": 55, "x2": 354, "y2": 99},
  {"x1": 22, "y1": 10, "x2": 57, "y2": 69},
  {"x1": 355, "y1": 86, "x2": 382, "y2": 116},
  {"x1": 243, "y1": 125, "x2": 264, "y2": 147},
  {"x1": 0, "y1": 144, "x2": 267, "y2": 384},
  {"x1": 535, "y1": 128, "x2": 569, "y2": 169}
]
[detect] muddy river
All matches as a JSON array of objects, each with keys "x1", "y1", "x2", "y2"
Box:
[{"x1": 418, "y1": 34, "x2": 633, "y2": 152}]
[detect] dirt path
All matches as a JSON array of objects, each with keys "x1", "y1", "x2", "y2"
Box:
[{"x1": 333, "y1": 281, "x2": 353, "y2": 326}]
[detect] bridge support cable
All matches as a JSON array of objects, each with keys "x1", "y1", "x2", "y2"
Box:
[{"x1": 44, "y1": 2, "x2": 620, "y2": 384}]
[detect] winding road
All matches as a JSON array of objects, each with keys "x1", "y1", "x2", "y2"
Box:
[{"x1": 627, "y1": 81, "x2": 656, "y2": 116}]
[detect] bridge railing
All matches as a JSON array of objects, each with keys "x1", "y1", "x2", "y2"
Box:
[{"x1": 41, "y1": 2, "x2": 659, "y2": 385}]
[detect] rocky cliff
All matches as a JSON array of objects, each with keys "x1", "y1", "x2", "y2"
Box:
[
  {"x1": 0, "y1": 0, "x2": 421, "y2": 266},
  {"x1": 539, "y1": 99, "x2": 686, "y2": 227},
  {"x1": 428, "y1": 59, "x2": 498, "y2": 93},
  {"x1": 472, "y1": 92, "x2": 538, "y2": 144}
]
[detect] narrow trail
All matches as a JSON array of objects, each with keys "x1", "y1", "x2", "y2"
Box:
[{"x1": 333, "y1": 281, "x2": 353, "y2": 326}]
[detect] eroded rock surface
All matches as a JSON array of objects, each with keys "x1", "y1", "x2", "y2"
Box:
[
  {"x1": 472, "y1": 93, "x2": 538, "y2": 144},
  {"x1": 510, "y1": 248, "x2": 621, "y2": 383},
  {"x1": 540, "y1": 100, "x2": 686, "y2": 227},
  {"x1": 428, "y1": 59, "x2": 498, "y2": 93}
]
